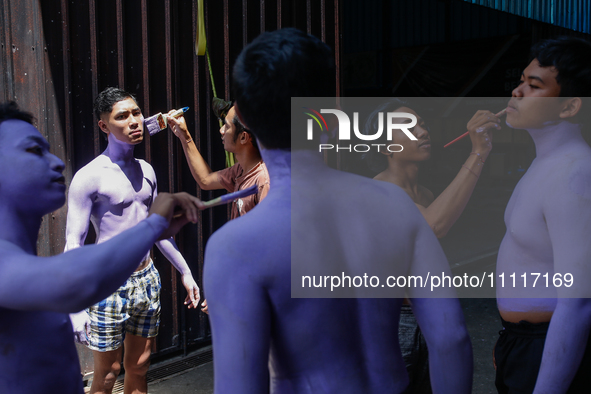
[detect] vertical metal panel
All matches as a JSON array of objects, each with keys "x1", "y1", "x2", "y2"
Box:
[
  {"x1": 307, "y1": 0, "x2": 312, "y2": 34},
  {"x1": 88, "y1": 0, "x2": 100, "y2": 157},
  {"x1": 141, "y1": 0, "x2": 151, "y2": 161},
  {"x1": 0, "y1": 0, "x2": 13, "y2": 99},
  {"x1": 116, "y1": 0, "x2": 124, "y2": 88},
  {"x1": 261, "y1": 0, "x2": 266, "y2": 33}
]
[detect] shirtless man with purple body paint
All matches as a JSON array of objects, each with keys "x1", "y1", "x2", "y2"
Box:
[
  {"x1": 64, "y1": 88, "x2": 200, "y2": 394},
  {"x1": 0, "y1": 101, "x2": 202, "y2": 394},
  {"x1": 494, "y1": 37, "x2": 591, "y2": 393},
  {"x1": 204, "y1": 28, "x2": 472, "y2": 394}
]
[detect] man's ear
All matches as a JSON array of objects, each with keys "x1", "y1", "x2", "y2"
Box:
[
  {"x1": 98, "y1": 119, "x2": 109, "y2": 135},
  {"x1": 234, "y1": 104, "x2": 249, "y2": 130},
  {"x1": 559, "y1": 97, "x2": 582, "y2": 120},
  {"x1": 239, "y1": 130, "x2": 250, "y2": 145}
]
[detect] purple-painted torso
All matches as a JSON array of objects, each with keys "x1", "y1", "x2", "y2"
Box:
[{"x1": 497, "y1": 121, "x2": 591, "y2": 311}]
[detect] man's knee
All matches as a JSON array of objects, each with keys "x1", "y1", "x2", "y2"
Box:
[
  {"x1": 123, "y1": 355, "x2": 150, "y2": 377},
  {"x1": 91, "y1": 361, "x2": 121, "y2": 392}
]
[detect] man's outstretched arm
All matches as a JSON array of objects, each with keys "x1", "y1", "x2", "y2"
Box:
[
  {"x1": 167, "y1": 114, "x2": 224, "y2": 190},
  {"x1": 0, "y1": 192, "x2": 201, "y2": 313}
]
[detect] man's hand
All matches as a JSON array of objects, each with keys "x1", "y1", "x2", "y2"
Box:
[
  {"x1": 167, "y1": 110, "x2": 192, "y2": 142},
  {"x1": 149, "y1": 192, "x2": 204, "y2": 239},
  {"x1": 181, "y1": 274, "x2": 201, "y2": 309},
  {"x1": 466, "y1": 109, "x2": 502, "y2": 161},
  {"x1": 69, "y1": 310, "x2": 90, "y2": 346},
  {"x1": 201, "y1": 298, "x2": 209, "y2": 314}
]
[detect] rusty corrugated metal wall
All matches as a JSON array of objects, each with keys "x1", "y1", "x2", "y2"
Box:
[{"x1": 1, "y1": 0, "x2": 341, "y2": 369}]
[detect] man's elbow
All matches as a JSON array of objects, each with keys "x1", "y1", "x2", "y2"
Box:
[
  {"x1": 194, "y1": 176, "x2": 217, "y2": 190},
  {"x1": 430, "y1": 223, "x2": 448, "y2": 238}
]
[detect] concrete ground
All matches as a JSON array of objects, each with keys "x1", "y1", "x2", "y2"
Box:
[{"x1": 148, "y1": 361, "x2": 213, "y2": 394}]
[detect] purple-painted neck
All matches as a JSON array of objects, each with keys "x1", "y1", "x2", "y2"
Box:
[
  {"x1": 525, "y1": 120, "x2": 583, "y2": 160},
  {"x1": 105, "y1": 133, "x2": 136, "y2": 163},
  {"x1": 259, "y1": 147, "x2": 291, "y2": 185}
]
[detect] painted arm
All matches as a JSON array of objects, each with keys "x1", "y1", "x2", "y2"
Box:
[
  {"x1": 417, "y1": 110, "x2": 499, "y2": 238},
  {"x1": 534, "y1": 299, "x2": 591, "y2": 394},
  {"x1": 0, "y1": 215, "x2": 167, "y2": 312},
  {"x1": 408, "y1": 220, "x2": 473, "y2": 393},
  {"x1": 0, "y1": 192, "x2": 201, "y2": 312},
  {"x1": 167, "y1": 113, "x2": 224, "y2": 190},
  {"x1": 63, "y1": 169, "x2": 98, "y2": 342},
  {"x1": 532, "y1": 166, "x2": 591, "y2": 393},
  {"x1": 150, "y1": 180, "x2": 201, "y2": 309},
  {"x1": 155, "y1": 238, "x2": 200, "y2": 309},
  {"x1": 63, "y1": 170, "x2": 94, "y2": 251},
  {"x1": 204, "y1": 229, "x2": 271, "y2": 394}
]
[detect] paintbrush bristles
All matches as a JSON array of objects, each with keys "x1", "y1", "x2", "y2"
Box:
[
  {"x1": 144, "y1": 107, "x2": 189, "y2": 136},
  {"x1": 145, "y1": 113, "x2": 167, "y2": 136}
]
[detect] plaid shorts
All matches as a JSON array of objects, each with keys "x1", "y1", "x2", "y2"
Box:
[{"x1": 86, "y1": 260, "x2": 161, "y2": 352}]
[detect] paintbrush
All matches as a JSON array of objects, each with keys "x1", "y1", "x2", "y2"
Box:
[
  {"x1": 443, "y1": 108, "x2": 507, "y2": 148},
  {"x1": 145, "y1": 107, "x2": 189, "y2": 136},
  {"x1": 173, "y1": 185, "x2": 259, "y2": 218},
  {"x1": 201, "y1": 185, "x2": 258, "y2": 208}
]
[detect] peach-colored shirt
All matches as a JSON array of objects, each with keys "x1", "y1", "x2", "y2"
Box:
[{"x1": 217, "y1": 161, "x2": 270, "y2": 220}]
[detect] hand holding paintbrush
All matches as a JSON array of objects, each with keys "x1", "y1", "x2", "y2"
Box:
[
  {"x1": 144, "y1": 107, "x2": 190, "y2": 136},
  {"x1": 173, "y1": 185, "x2": 259, "y2": 218},
  {"x1": 444, "y1": 108, "x2": 506, "y2": 148}
]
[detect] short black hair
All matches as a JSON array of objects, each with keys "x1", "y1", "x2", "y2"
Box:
[
  {"x1": 530, "y1": 36, "x2": 591, "y2": 98},
  {"x1": 93, "y1": 87, "x2": 138, "y2": 119},
  {"x1": 0, "y1": 101, "x2": 35, "y2": 127},
  {"x1": 231, "y1": 110, "x2": 261, "y2": 156},
  {"x1": 233, "y1": 28, "x2": 336, "y2": 150}
]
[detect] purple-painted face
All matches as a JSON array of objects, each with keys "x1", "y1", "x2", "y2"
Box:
[
  {"x1": 0, "y1": 119, "x2": 66, "y2": 215},
  {"x1": 98, "y1": 97, "x2": 144, "y2": 145}
]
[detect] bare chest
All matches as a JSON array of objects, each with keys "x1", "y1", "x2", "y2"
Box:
[
  {"x1": 503, "y1": 166, "x2": 553, "y2": 261},
  {"x1": 91, "y1": 166, "x2": 155, "y2": 217}
]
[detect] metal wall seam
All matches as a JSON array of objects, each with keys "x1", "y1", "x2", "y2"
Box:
[
  {"x1": 307, "y1": 0, "x2": 312, "y2": 34},
  {"x1": 116, "y1": 0, "x2": 124, "y2": 88},
  {"x1": 278, "y1": 0, "x2": 283, "y2": 29},
  {"x1": 191, "y1": 0, "x2": 206, "y2": 339},
  {"x1": 60, "y1": 0, "x2": 74, "y2": 191},
  {"x1": 261, "y1": 0, "x2": 266, "y2": 33},
  {"x1": 204, "y1": 0, "x2": 214, "y2": 241},
  {"x1": 243, "y1": 0, "x2": 249, "y2": 46},
  {"x1": 141, "y1": 0, "x2": 151, "y2": 162},
  {"x1": 321, "y1": 0, "x2": 326, "y2": 42},
  {"x1": 88, "y1": 0, "x2": 100, "y2": 157},
  {"x1": 164, "y1": 0, "x2": 180, "y2": 344}
]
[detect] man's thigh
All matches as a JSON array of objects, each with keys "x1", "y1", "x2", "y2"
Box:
[{"x1": 123, "y1": 334, "x2": 154, "y2": 370}]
